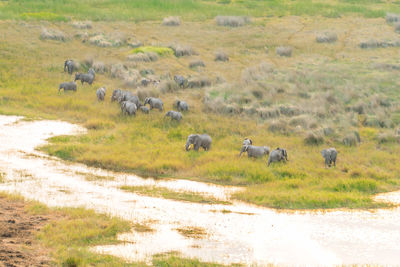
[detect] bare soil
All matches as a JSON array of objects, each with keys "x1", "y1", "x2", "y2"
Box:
[{"x1": 0, "y1": 196, "x2": 52, "y2": 267}]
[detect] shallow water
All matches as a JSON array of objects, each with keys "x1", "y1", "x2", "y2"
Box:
[{"x1": 0, "y1": 115, "x2": 399, "y2": 266}]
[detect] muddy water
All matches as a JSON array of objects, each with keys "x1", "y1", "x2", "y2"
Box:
[{"x1": 0, "y1": 115, "x2": 399, "y2": 266}]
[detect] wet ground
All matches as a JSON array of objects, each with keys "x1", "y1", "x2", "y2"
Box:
[{"x1": 0, "y1": 115, "x2": 399, "y2": 266}]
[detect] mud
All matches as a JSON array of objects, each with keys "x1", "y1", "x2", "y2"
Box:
[
  {"x1": 0, "y1": 115, "x2": 400, "y2": 266},
  {"x1": 0, "y1": 195, "x2": 52, "y2": 267}
]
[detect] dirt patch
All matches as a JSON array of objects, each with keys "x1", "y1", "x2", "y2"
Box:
[{"x1": 0, "y1": 195, "x2": 53, "y2": 267}]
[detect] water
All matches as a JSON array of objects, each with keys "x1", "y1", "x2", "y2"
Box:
[{"x1": 0, "y1": 115, "x2": 399, "y2": 266}]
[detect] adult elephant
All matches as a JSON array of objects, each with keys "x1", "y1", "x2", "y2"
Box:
[
  {"x1": 185, "y1": 134, "x2": 212, "y2": 151},
  {"x1": 144, "y1": 97, "x2": 163, "y2": 111},
  {"x1": 240, "y1": 145, "x2": 269, "y2": 158},
  {"x1": 321, "y1": 147, "x2": 337, "y2": 167}
]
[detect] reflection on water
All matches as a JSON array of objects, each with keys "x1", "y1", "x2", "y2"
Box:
[{"x1": 0, "y1": 115, "x2": 399, "y2": 266}]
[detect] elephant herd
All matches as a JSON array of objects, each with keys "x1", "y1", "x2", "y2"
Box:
[{"x1": 60, "y1": 59, "x2": 337, "y2": 167}]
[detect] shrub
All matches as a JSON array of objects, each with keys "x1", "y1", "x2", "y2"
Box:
[
  {"x1": 316, "y1": 32, "x2": 337, "y2": 43},
  {"x1": 396, "y1": 23, "x2": 400, "y2": 33},
  {"x1": 127, "y1": 39, "x2": 143, "y2": 48},
  {"x1": 215, "y1": 16, "x2": 251, "y2": 27},
  {"x1": 279, "y1": 105, "x2": 301, "y2": 117},
  {"x1": 342, "y1": 132, "x2": 360, "y2": 146},
  {"x1": 377, "y1": 132, "x2": 399, "y2": 144},
  {"x1": 359, "y1": 40, "x2": 400, "y2": 49},
  {"x1": 162, "y1": 16, "x2": 181, "y2": 26},
  {"x1": 40, "y1": 28, "x2": 69, "y2": 42},
  {"x1": 136, "y1": 88, "x2": 160, "y2": 100},
  {"x1": 257, "y1": 107, "x2": 280, "y2": 119},
  {"x1": 71, "y1": 21, "x2": 92, "y2": 29},
  {"x1": 187, "y1": 77, "x2": 211, "y2": 88},
  {"x1": 268, "y1": 120, "x2": 289, "y2": 134},
  {"x1": 386, "y1": 13, "x2": 400, "y2": 23},
  {"x1": 276, "y1": 46, "x2": 292, "y2": 57},
  {"x1": 304, "y1": 131, "x2": 324, "y2": 145},
  {"x1": 157, "y1": 80, "x2": 178, "y2": 93},
  {"x1": 215, "y1": 51, "x2": 229, "y2": 62},
  {"x1": 169, "y1": 44, "x2": 196, "y2": 57},
  {"x1": 189, "y1": 59, "x2": 205, "y2": 68},
  {"x1": 127, "y1": 52, "x2": 158, "y2": 62},
  {"x1": 131, "y1": 46, "x2": 173, "y2": 56},
  {"x1": 323, "y1": 127, "x2": 334, "y2": 136},
  {"x1": 88, "y1": 35, "x2": 112, "y2": 47},
  {"x1": 92, "y1": 61, "x2": 107, "y2": 74}
]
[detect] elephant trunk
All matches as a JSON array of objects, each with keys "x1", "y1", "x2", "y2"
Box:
[{"x1": 185, "y1": 141, "x2": 191, "y2": 151}]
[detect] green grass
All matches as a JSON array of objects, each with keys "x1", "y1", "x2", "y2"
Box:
[
  {"x1": 120, "y1": 185, "x2": 230, "y2": 205},
  {"x1": 0, "y1": 0, "x2": 399, "y2": 21},
  {"x1": 131, "y1": 46, "x2": 174, "y2": 56}
]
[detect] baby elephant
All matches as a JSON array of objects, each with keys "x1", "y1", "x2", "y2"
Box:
[
  {"x1": 243, "y1": 138, "x2": 253, "y2": 146},
  {"x1": 58, "y1": 82, "x2": 77, "y2": 93},
  {"x1": 121, "y1": 101, "x2": 137, "y2": 116},
  {"x1": 174, "y1": 100, "x2": 189, "y2": 111},
  {"x1": 240, "y1": 145, "x2": 270, "y2": 158},
  {"x1": 140, "y1": 106, "x2": 150, "y2": 114},
  {"x1": 321, "y1": 147, "x2": 337, "y2": 167},
  {"x1": 96, "y1": 87, "x2": 106, "y2": 101},
  {"x1": 185, "y1": 134, "x2": 212, "y2": 151},
  {"x1": 165, "y1": 111, "x2": 182, "y2": 122},
  {"x1": 144, "y1": 97, "x2": 163, "y2": 111},
  {"x1": 267, "y1": 147, "x2": 288, "y2": 166},
  {"x1": 75, "y1": 73, "x2": 94, "y2": 85}
]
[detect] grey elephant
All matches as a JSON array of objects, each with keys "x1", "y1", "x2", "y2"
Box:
[
  {"x1": 165, "y1": 111, "x2": 182, "y2": 122},
  {"x1": 111, "y1": 89, "x2": 123, "y2": 102},
  {"x1": 119, "y1": 91, "x2": 141, "y2": 107},
  {"x1": 96, "y1": 87, "x2": 106, "y2": 101},
  {"x1": 88, "y1": 68, "x2": 95, "y2": 78},
  {"x1": 64, "y1": 59, "x2": 75, "y2": 74},
  {"x1": 267, "y1": 147, "x2": 288, "y2": 166},
  {"x1": 240, "y1": 145, "x2": 270, "y2": 158},
  {"x1": 185, "y1": 134, "x2": 212, "y2": 151},
  {"x1": 243, "y1": 138, "x2": 252, "y2": 146},
  {"x1": 75, "y1": 73, "x2": 94, "y2": 85},
  {"x1": 144, "y1": 97, "x2": 163, "y2": 111},
  {"x1": 321, "y1": 147, "x2": 337, "y2": 167},
  {"x1": 120, "y1": 101, "x2": 137, "y2": 116},
  {"x1": 58, "y1": 82, "x2": 77, "y2": 93},
  {"x1": 140, "y1": 106, "x2": 150, "y2": 114},
  {"x1": 174, "y1": 75, "x2": 187, "y2": 88},
  {"x1": 174, "y1": 100, "x2": 189, "y2": 111}
]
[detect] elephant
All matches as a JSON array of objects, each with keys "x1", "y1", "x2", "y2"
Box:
[
  {"x1": 267, "y1": 147, "x2": 288, "y2": 166},
  {"x1": 321, "y1": 147, "x2": 337, "y2": 167},
  {"x1": 58, "y1": 82, "x2": 77, "y2": 93},
  {"x1": 240, "y1": 145, "x2": 270, "y2": 158},
  {"x1": 74, "y1": 73, "x2": 94, "y2": 85},
  {"x1": 64, "y1": 59, "x2": 75, "y2": 75},
  {"x1": 144, "y1": 97, "x2": 163, "y2": 111},
  {"x1": 88, "y1": 68, "x2": 95, "y2": 78},
  {"x1": 185, "y1": 134, "x2": 212, "y2": 151},
  {"x1": 140, "y1": 106, "x2": 150, "y2": 114},
  {"x1": 120, "y1": 101, "x2": 137, "y2": 116},
  {"x1": 174, "y1": 75, "x2": 187, "y2": 88},
  {"x1": 165, "y1": 111, "x2": 182, "y2": 122},
  {"x1": 174, "y1": 100, "x2": 189, "y2": 111},
  {"x1": 96, "y1": 87, "x2": 106, "y2": 101},
  {"x1": 243, "y1": 138, "x2": 252, "y2": 146},
  {"x1": 111, "y1": 89, "x2": 123, "y2": 102},
  {"x1": 118, "y1": 91, "x2": 141, "y2": 107}
]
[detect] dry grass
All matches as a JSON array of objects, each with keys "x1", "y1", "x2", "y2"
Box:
[
  {"x1": 40, "y1": 27, "x2": 69, "y2": 42},
  {"x1": 127, "y1": 52, "x2": 159, "y2": 62},
  {"x1": 276, "y1": 46, "x2": 293, "y2": 57},
  {"x1": 175, "y1": 226, "x2": 207, "y2": 239},
  {"x1": 189, "y1": 59, "x2": 205, "y2": 69},
  {"x1": 316, "y1": 32, "x2": 338, "y2": 43},
  {"x1": 215, "y1": 16, "x2": 251, "y2": 27}
]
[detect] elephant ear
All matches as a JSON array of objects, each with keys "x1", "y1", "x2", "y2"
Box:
[{"x1": 321, "y1": 149, "x2": 327, "y2": 157}]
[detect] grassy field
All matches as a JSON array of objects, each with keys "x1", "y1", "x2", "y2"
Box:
[
  {"x1": 1, "y1": 0, "x2": 400, "y2": 21},
  {"x1": 1, "y1": 1, "x2": 400, "y2": 210}
]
